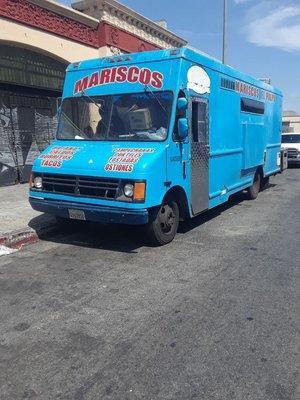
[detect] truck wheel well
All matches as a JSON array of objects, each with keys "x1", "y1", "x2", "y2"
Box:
[
  {"x1": 164, "y1": 186, "x2": 190, "y2": 220},
  {"x1": 257, "y1": 165, "x2": 264, "y2": 178}
]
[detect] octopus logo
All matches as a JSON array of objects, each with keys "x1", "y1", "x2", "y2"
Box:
[{"x1": 187, "y1": 65, "x2": 211, "y2": 94}]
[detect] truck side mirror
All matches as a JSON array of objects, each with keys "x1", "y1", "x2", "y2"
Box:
[
  {"x1": 178, "y1": 117, "x2": 188, "y2": 140},
  {"x1": 177, "y1": 97, "x2": 188, "y2": 114}
]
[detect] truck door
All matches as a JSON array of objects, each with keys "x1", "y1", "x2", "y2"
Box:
[{"x1": 189, "y1": 97, "x2": 209, "y2": 214}]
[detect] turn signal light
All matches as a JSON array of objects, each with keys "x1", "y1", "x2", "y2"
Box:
[{"x1": 133, "y1": 182, "x2": 145, "y2": 201}]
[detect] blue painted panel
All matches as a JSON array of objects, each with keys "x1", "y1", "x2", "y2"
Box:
[{"x1": 242, "y1": 123, "x2": 265, "y2": 169}]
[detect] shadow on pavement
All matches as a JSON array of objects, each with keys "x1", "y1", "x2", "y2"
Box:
[
  {"x1": 179, "y1": 181, "x2": 277, "y2": 233},
  {"x1": 31, "y1": 217, "x2": 146, "y2": 253},
  {"x1": 29, "y1": 183, "x2": 277, "y2": 252},
  {"x1": 179, "y1": 190, "x2": 245, "y2": 234}
]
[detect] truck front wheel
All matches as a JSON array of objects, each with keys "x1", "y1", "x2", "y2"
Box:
[
  {"x1": 146, "y1": 200, "x2": 179, "y2": 245},
  {"x1": 246, "y1": 170, "x2": 261, "y2": 200}
]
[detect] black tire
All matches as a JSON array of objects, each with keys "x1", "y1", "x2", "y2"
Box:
[
  {"x1": 261, "y1": 176, "x2": 270, "y2": 190},
  {"x1": 246, "y1": 170, "x2": 261, "y2": 200},
  {"x1": 146, "y1": 200, "x2": 179, "y2": 245}
]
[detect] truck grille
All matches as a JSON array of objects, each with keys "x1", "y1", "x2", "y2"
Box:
[
  {"x1": 40, "y1": 173, "x2": 120, "y2": 200},
  {"x1": 287, "y1": 148, "x2": 298, "y2": 159}
]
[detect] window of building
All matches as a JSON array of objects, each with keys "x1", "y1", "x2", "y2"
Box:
[{"x1": 282, "y1": 121, "x2": 294, "y2": 133}]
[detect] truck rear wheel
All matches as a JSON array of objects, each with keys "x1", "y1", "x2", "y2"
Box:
[
  {"x1": 261, "y1": 176, "x2": 270, "y2": 189},
  {"x1": 247, "y1": 170, "x2": 261, "y2": 200},
  {"x1": 146, "y1": 200, "x2": 179, "y2": 245}
]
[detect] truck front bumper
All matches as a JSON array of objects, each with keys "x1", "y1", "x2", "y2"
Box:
[{"x1": 29, "y1": 197, "x2": 149, "y2": 225}]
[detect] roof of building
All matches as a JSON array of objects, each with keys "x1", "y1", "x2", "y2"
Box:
[
  {"x1": 283, "y1": 110, "x2": 300, "y2": 117},
  {"x1": 28, "y1": 0, "x2": 99, "y2": 27},
  {"x1": 72, "y1": 0, "x2": 187, "y2": 47}
]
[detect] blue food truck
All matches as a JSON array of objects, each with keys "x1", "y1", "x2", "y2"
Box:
[{"x1": 29, "y1": 47, "x2": 282, "y2": 245}]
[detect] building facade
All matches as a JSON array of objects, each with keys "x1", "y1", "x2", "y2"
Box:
[
  {"x1": 0, "y1": 0, "x2": 186, "y2": 185},
  {"x1": 282, "y1": 113, "x2": 300, "y2": 133}
]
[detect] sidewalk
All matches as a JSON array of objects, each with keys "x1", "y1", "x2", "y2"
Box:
[{"x1": 0, "y1": 183, "x2": 56, "y2": 253}]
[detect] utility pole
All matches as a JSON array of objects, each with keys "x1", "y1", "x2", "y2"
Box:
[{"x1": 222, "y1": 0, "x2": 227, "y2": 64}]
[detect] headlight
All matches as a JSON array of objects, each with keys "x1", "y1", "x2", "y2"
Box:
[
  {"x1": 124, "y1": 183, "x2": 134, "y2": 197},
  {"x1": 116, "y1": 181, "x2": 146, "y2": 202},
  {"x1": 33, "y1": 176, "x2": 43, "y2": 189}
]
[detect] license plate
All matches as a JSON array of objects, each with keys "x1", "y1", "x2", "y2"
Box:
[{"x1": 68, "y1": 209, "x2": 86, "y2": 220}]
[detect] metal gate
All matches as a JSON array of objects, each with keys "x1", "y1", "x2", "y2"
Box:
[
  {"x1": 189, "y1": 97, "x2": 209, "y2": 215},
  {"x1": 0, "y1": 90, "x2": 58, "y2": 186}
]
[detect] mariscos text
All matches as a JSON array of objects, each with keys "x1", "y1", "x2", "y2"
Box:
[{"x1": 74, "y1": 66, "x2": 164, "y2": 93}]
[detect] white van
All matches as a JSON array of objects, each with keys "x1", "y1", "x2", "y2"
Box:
[{"x1": 281, "y1": 132, "x2": 300, "y2": 165}]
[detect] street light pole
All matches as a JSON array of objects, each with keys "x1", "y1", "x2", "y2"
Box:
[{"x1": 222, "y1": 0, "x2": 227, "y2": 64}]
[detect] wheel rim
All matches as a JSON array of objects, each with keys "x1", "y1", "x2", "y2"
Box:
[{"x1": 157, "y1": 204, "x2": 175, "y2": 234}]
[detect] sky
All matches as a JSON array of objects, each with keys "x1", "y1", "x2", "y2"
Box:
[{"x1": 61, "y1": 0, "x2": 300, "y2": 112}]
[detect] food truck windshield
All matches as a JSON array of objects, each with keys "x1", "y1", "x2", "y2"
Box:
[{"x1": 57, "y1": 90, "x2": 173, "y2": 142}]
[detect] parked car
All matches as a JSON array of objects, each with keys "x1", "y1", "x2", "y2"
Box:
[{"x1": 281, "y1": 132, "x2": 300, "y2": 165}]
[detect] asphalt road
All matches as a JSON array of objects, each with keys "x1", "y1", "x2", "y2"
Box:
[{"x1": 0, "y1": 168, "x2": 299, "y2": 400}]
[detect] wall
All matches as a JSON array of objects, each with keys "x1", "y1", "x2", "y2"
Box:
[
  {"x1": 0, "y1": 18, "x2": 100, "y2": 64},
  {"x1": 282, "y1": 116, "x2": 300, "y2": 133}
]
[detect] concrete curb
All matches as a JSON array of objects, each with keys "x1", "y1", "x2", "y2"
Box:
[{"x1": 0, "y1": 222, "x2": 58, "y2": 251}]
